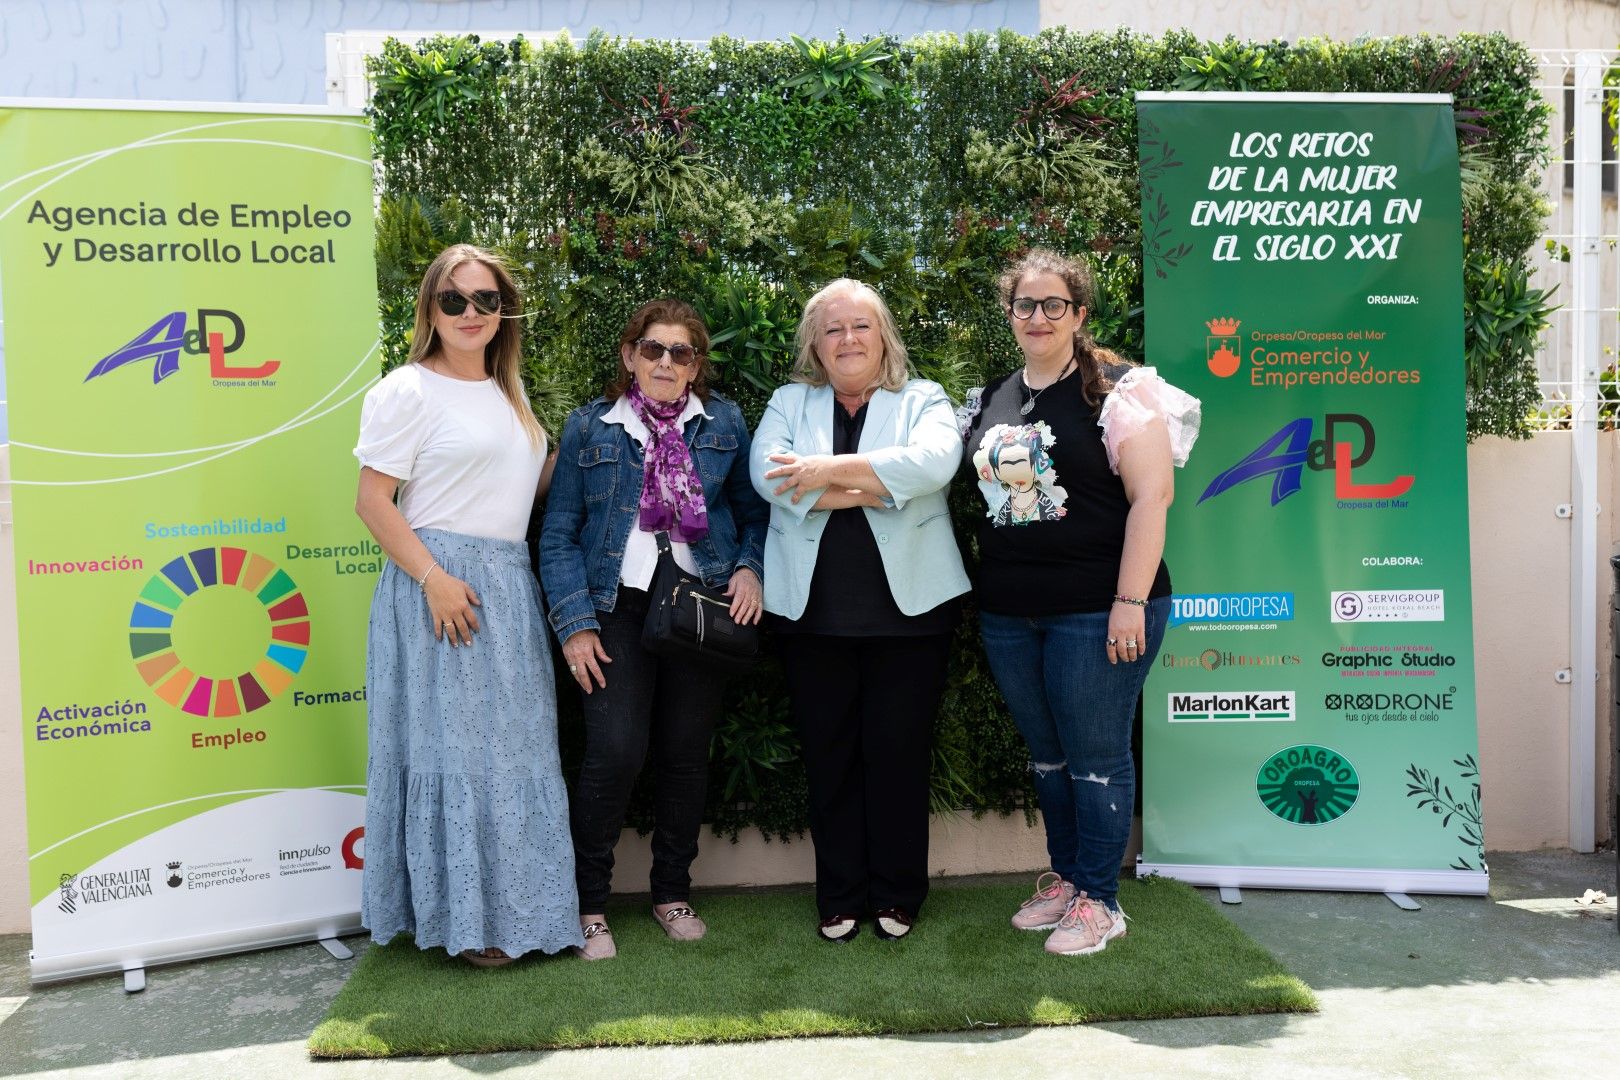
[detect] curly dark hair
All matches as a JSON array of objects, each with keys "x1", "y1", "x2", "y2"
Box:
[
  {"x1": 997, "y1": 248, "x2": 1134, "y2": 406},
  {"x1": 606, "y1": 297, "x2": 716, "y2": 401}
]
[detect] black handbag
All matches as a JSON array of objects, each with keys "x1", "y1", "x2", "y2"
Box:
[{"x1": 641, "y1": 532, "x2": 761, "y2": 672}]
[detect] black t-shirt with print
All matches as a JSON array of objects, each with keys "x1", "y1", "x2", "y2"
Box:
[{"x1": 961, "y1": 365, "x2": 1171, "y2": 616}]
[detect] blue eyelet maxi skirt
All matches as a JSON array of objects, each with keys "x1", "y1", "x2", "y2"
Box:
[{"x1": 361, "y1": 528, "x2": 585, "y2": 958}]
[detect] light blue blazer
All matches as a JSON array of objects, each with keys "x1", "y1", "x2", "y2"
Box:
[{"x1": 750, "y1": 379, "x2": 971, "y2": 621}]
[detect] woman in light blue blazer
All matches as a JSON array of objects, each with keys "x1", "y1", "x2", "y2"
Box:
[{"x1": 751, "y1": 278, "x2": 970, "y2": 943}]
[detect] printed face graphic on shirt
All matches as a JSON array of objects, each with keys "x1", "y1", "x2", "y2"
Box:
[{"x1": 973, "y1": 422, "x2": 1068, "y2": 526}]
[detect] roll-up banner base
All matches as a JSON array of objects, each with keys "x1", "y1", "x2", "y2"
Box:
[
  {"x1": 31, "y1": 914, "x2": 365, "y2": 985},
  {"x1": 1137, "y1": 862, "x2": 1489, "y2": 896}
]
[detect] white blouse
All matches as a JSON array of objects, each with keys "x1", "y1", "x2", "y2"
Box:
[{"x1": 354, "y1": 364, "x2": 544, "y2": 542}]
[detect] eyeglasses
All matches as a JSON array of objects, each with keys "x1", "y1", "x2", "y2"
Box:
[
  {"x1": 633, "y1": 338, "x2": 700, "y2": 367},
  {"x1": 1010, "y1": 296, "x2": 1082, "y2": 320},
  {"x1": 435, "y1": 289, "x2": 504, "y2": 316}
]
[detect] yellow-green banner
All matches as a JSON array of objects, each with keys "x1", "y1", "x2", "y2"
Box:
[{"x1": 0, "y1": 100, "x2": 379, "y2": 981}]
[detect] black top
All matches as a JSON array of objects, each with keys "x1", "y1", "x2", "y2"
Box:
[
  {"x1": 777, "y1": 401, "x2": 957, "y2": 637},
  {"x1": 961, "y1": 364, "x2": 1171, "y2": 616}
]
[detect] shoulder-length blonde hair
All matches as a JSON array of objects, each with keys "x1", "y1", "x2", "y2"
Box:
[
  {"x1": 407, "y1": 244, "x2": 543, "y2": 446},
  {"x1": 791, "y1": 278, "x2": 913, "y2": 393}
]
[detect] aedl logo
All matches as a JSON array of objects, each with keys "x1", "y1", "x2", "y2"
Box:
[
  {"x1": 1199, "y1": 413, "x2": 1413, "y2": 506},
  {"x1": 84, "y1": 309, "x2": 280, "y2": 385}
]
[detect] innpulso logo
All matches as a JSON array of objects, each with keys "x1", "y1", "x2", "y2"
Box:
[
  {"x1": 84, "y1": 309, "x2": 280, "y2": 385},
  {"x1": 1199, "y1": 413, "x2": 1413, "y2": 506}
]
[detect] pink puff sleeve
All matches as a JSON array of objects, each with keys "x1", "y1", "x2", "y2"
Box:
[{"x1": 1097, "y1": 367, "x2": 1202, "y2": 474}]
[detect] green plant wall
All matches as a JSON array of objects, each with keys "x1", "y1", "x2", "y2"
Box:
[{"x1": 369, "y1": 28, "x2": 1555, "y2": 837}]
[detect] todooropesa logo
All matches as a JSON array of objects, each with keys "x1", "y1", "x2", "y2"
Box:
[
  {"x1": 1199, "y1": 412, "x2": 1413, "y2": 506},
  {"x1": 83, "y1": 309, "x2": 279, "y2": 385}
]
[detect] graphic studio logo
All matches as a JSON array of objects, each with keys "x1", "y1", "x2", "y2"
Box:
[
  {"x1": 1257, "y1": 745, "x2": 1359, "y2": 825},
  {"x1": 342, "y1": 827, "x2": 365, "y2": 870},
  {"x1": 1329, "y1": 590, "x2": 1444, "y2": 623},
  {"x1": 1198, "y1": 413, "x2": 1414, "y2": 507},
  {"x1": 83, "y1": 309, "x2": 279, "y2": 385},
  {"x1": 166, "y1": 861, "x2": 184, "y2": 888},
  {"x1": 129, "y1": 547, "x2": 311, "y2": 717},
  {"x1": 58, "y1": 873, "x2": 79, "y2": 915},
  {"x1": 1206, "y1": 317, "x2": 1241, "y2": 377},
  {"x1": 1168, "y1": 690, "x2": 1295, "y2": 723}
]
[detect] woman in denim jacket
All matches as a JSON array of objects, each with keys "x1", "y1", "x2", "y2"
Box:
[{"x1": 540, "y1": 298, "x2": 768, "y2": 960}]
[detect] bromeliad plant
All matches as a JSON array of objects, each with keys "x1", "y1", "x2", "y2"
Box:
[{"x1": 782, "y1": 34, "x2": 897, "y2": 102}]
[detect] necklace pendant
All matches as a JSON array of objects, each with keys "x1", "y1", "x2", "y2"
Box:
[{"x1": 1019, "y1": 399, "x2": 1036, "y2": 416}]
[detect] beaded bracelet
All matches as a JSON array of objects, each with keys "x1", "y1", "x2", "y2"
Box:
[{"x1": 1112, "y1": 593, "x2": 1147, "y2": 607}]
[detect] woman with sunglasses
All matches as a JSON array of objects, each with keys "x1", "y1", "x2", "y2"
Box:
[
  {"x1": 354, "y1": 244, "x2": 583, "y2": 967},
  {"x1": 539, "y1": 298, "x2": 768, "y2": 960},
  {"x1": 958, "y1": 249, "x2": 1199, "y2": 957},
  {"x1": 750, "y1": 279, "x2": 969, "y2": 944}
]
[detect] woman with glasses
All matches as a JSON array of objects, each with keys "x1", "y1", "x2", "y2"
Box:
[
  {"x1": 958, "y1": 249, "x2": 1199, "y2": 957},
  {"x1": 540, "y1": 298, "x2": 768, "y2": 960},
  {"x1": 750, "y1": 279, "x2": 969, "y2": 944},
  {"x1": 354, "y1": 244, "x2": 583, "y2": 967}
]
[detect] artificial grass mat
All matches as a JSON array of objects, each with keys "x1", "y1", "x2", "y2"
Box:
[{"x1": 309, "y1": 876, "x2": 1315, "y2": 1057}]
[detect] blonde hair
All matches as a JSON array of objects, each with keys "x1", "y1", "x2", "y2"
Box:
[
  {"x1": 791, "y1": 278, "x2": 913, "y2": 393},
  {"x1": 408, "y1": 244, "x2": 543, "y2": 446}
]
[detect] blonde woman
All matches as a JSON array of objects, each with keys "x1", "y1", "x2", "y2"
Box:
[
  {"x1": 750, "y1": 279, "x2": 969, "y2": 943},
  {"x1": 354, "y1": 244, "x2": 583, "y2": 967}
]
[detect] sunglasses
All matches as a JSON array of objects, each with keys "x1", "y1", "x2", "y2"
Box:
[
  {"x1": 633, "y1": 337, "x2": 700, "y2": 367},
  {"x1": 1010, "y1": 296, "x2": 1082, "y2": 320},
  {"x1": 435, "y1": 289, "x2": 504, "y2": 316}
]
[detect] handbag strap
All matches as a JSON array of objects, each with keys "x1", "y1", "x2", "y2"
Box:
[{"x1": 654, "y1": 530, "x2": 673, "y2": 556}]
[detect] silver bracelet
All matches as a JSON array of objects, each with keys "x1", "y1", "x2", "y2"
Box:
[{"x1": 417, "y1": 563, "x2": 438, "y2": 589}]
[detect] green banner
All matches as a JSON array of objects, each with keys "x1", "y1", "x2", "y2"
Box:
[
  {"x1": 0, "y1": 101, "x2": 380, "y2": 979},
  {"x1": 1136, "y1": 94, "x2": 1485, "y2": 893}
]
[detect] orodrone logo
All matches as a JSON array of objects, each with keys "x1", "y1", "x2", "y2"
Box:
[
  {"x1": 83, "y1": 309, "x2": 279, "y2": 385},
  {"x1": 1256, "y1": 744, "x2": 1360, "y2": 825},
  {"x1": 1198, "y1": 413, "x2": 1413, "y2": 506}
]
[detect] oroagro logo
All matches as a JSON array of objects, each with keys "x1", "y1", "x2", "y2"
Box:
[
  {"x1": 128, "y1": 547, "x2": 310, "y2": 717},
  {"x1": 83, "y1": 308, "x2": 279, "y2": 385},
  {"x1": 1199, "y1": 413, "x2": 1413, "y2": 506},
  {"x1": 1257, "y1": 744, "x2": 1360, "y2": 825}
]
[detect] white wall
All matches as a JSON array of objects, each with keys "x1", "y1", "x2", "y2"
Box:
[{"x1": 1040, "y1": 0, "x2": 1620, "y2": 48}]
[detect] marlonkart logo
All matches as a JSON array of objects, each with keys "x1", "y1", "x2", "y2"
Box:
[
  {"x1": 1256, "y1": 744, "x2": 1360, "y2": 825},
  {"x1": 1169, "y1": 592, "x2": 1294, "y2": 627},
  {"x1": 1199, "y1": 413, "x2": 1413, "y2": 506},
  {"x1": 1168, "y1": 690, "x2": 1295, "y2": 722},
  {"x1": 84, "y1": 309, "x2": 279, "y2": 385},
  {"x1": 1331, "y1": 590, "x2": 1444, "y2": 622}
]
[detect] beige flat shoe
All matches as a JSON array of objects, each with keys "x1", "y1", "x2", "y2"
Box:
[
  {"x1": 573, "y1": 921, "x2": 616, "y2": 960},
  {"x1": 653, "y1": 904, "x2": 707, "y2": 941}
]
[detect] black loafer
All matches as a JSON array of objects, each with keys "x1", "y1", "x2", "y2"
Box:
[
  {"x1": 872, "y1": 908, "x2": 913, "y2": 940},
  {"x1": 818, "y1": 914, "x2": 860, "y2": 943}
]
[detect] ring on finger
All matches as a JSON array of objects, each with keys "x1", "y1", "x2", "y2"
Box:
[{"x1": 1106, "y1": 637, "x2": 1118, "y2": 646}]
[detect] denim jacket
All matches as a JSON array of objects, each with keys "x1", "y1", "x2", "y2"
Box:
[{"x1": 539, "y1": 391, "x2": 768, "y2": 642}]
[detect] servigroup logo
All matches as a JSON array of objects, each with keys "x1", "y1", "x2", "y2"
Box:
[
  {"x1": 84, "y1": 309, "x2": 279, "y2": 385},
  {"x1": 1206, "y1": 317, "x2": 1241, "y2": 377},
  {"x1": 1199, "y1": 413, "x2": 1414, "y2": 506}
]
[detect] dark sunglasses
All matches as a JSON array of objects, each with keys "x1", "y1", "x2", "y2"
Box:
[
  {"x1": 633, "y1": 337, "x2": 700, "y2": 367},
  {"x1": 435, "y1": 289, "x2": 503, "y2": 316},
  {"x1": 1010, "y1": 295, "x2": 1082, "y2": 320}
]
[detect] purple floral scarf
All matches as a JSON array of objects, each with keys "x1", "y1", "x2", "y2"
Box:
[{"x1": 627, "y1": 383, "x2": 709, "y2": 543}]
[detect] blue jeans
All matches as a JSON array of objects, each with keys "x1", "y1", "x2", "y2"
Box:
[{"x1": 979, "y1": 598, "x2": 1169, "y2": 910}]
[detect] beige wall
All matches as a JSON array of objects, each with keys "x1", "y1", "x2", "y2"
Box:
[{"x1": 1040, "y1": 0, "x2": 1620, "y2": 47}]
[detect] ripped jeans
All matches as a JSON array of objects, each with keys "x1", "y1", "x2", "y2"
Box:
[{"x1": 979, "y1": 599, "x2": 1169, "y2": 910}]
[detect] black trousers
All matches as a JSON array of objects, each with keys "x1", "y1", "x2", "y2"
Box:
[
  {"x1": 779, "y1": 632, "x2": 952, "y2": 920},
  {"x1": 570, "y1": 587, "x2": 727, "y2": 913}
]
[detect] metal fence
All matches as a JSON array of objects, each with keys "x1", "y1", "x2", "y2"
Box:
[{"x1": 1528, "y1": 49, "x2": 1619, "y2": 428}]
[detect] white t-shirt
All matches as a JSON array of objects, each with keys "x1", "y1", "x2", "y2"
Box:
[
  {"x1": 354, "y1": 364, "x2": 544, "y2": 542},
  {"x1": 600, "y1": 393, "x2": 704, "y2": 589}
]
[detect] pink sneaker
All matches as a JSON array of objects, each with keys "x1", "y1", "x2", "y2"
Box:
[
  {"x1": 1044, "y1": 893, "x2": 1127, "y2": 956},
  {"x1": 1011, "y1": 872, "x2": 1076, "y2": 931}
]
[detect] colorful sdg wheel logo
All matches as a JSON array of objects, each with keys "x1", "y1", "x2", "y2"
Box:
[{"x1": 128, "y1": 547, "x2": 310, "y2": 716}]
